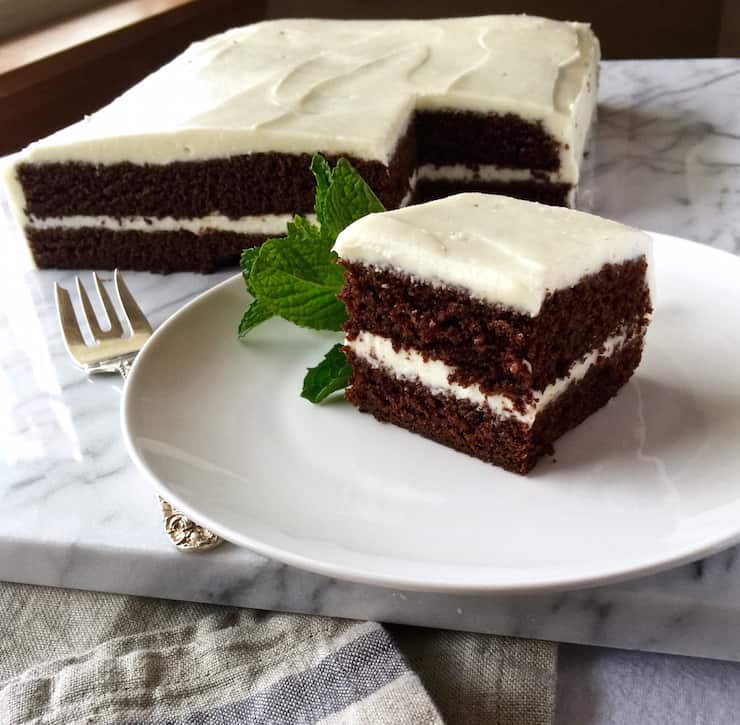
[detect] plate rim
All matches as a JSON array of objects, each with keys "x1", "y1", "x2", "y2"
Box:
[{"x1": 121, "y1": 231, "x2": 740, "y2": 593}]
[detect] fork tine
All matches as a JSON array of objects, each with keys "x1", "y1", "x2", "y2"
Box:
[
  {"x1": 75, "y1": 276, "x2": 106, "y2": 341},
  {"x1": 114, "y1": 269, "x2": 153, "y2": 335},
  {"x1": 93, "y1": 272, "x2": 124, "y2": 338},
  {"x1": 55, "y1": 282, "x2": 86, "y2": 350}
]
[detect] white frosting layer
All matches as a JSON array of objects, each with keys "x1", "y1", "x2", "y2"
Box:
[
  {"x1": 348, "y1": 330, "x2": 631, "y2": 426},
  {"x1": 25, "y1": 213, "x2": 315, "y2": 235},
  {"x1": 334, "y1": 193, "x2": 651, "y2": 315},
  {"x1": 10, "y1": 16, "x2": 598, "y2": 173}
]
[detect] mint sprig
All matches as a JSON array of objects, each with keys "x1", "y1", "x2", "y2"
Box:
[
  {"x1": 249, "y1": 216, "x2": 347, "y2": 330},
  {"x1": 238, "y1": 155, "x2": 385, "y2": 402}
]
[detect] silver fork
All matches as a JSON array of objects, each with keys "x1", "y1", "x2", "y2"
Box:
[{"x1": 55, "y1": 270, "x2": 222, "y2": 552}]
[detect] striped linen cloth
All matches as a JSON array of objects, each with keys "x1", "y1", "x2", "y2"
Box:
[{"x1": 0, "y1": 582, "x2": 556, "y2": 725}]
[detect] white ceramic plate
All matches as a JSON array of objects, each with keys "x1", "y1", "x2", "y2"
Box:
[{"x1": 122, "y1": 233, "x2": 740, "y2": 593}]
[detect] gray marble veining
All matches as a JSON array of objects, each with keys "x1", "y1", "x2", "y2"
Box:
[{"x1": 1, "y1": 59, "x2": 739, "y2": 661}]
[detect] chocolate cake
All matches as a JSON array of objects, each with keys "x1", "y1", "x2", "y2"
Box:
[
  {"x1": 334, "y1": 193, "x2": 653, "y2": 474},
  {"x1": 3, "y1": 16, "x2": 599, "y2": 273}
]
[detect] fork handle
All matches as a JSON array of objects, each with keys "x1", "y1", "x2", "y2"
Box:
[
  {"x1": 117, "y1": 357, "x2": 134, "y2": 378},
  {"x1": 119, "y1": 359, "x2": 223, "y2": 552}
]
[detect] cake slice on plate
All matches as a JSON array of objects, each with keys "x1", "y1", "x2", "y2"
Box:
[{"x1": 334, "y1": 193, "x2": 653, "y2": 474}]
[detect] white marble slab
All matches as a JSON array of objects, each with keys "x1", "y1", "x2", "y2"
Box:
[{"x1": 1, "y1": 59, "x2": 739, "y2": 661}]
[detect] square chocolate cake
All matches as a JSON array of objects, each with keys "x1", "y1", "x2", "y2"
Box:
[{"x1": 4, "y1": 16, "x2": 599, "y2": 272}]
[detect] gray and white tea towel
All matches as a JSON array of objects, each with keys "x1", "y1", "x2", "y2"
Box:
[{"x1": 0, "y1": 582, "x2": 556, "y2": 725}]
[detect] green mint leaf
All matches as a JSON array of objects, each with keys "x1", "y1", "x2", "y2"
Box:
[
  {"x1": 250, "y1": 217, "x2": 347, "y2": 331},
  {"x1": 321, "y1": 158, "x2": 385, "y2": 242},
  {"x1": 311, "y1": 154, "x2": 333, "y2": 238},
  {"x1": 301, "y1": 344, "x2": 351, "y2": 403},
  {"x1": 240, "y1": 247, "x2": 260, "y2": 296},
  {"x1": 238, "y1": 247, "x2": 273, "y2": 335},
  {"x1": 285, "y1": 214, "x2": 322, "y2": 245},
  {"x1": 238, "y1": 299, "x2": 273, "y2": 337}
]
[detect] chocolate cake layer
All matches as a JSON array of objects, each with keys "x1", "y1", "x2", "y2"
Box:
[
  {"x1": 415, "y1": 111, "x2": 561, "y2": 169},
  {"x1": 27, "y1": 227, "x2": 262, "y2": 273},
  {"x1": 18, "y1": 123, "x2": 417, "y2": 220},
  {"x1": 340, "y1": 257, "x2": 652, "y2": 397},
  {"x1": 344, "y1": 335, "x2": 643, "y2": 475},
  {"x1": 414, "y1": 178, "x2": 571, "y2": 207}
]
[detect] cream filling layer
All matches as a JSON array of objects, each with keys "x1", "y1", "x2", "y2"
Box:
[
  {"x1": 416, "y1": 164, "x2": 567, "y2": 185},
  {"x1": 25, "y1": 213, "x2": 316, "y2": 236},
  {"x1": 347, "y1": 330, "x2": 631, "y2": 426}
]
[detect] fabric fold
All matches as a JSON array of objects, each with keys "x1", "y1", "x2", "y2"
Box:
[{"x1": 0, "y1": 582, "x2": 556, "y2": 725}]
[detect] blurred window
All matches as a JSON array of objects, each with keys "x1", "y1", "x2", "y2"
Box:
[{"x1": 0, "y1": 0, "x2": 112, "y2": 40}]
